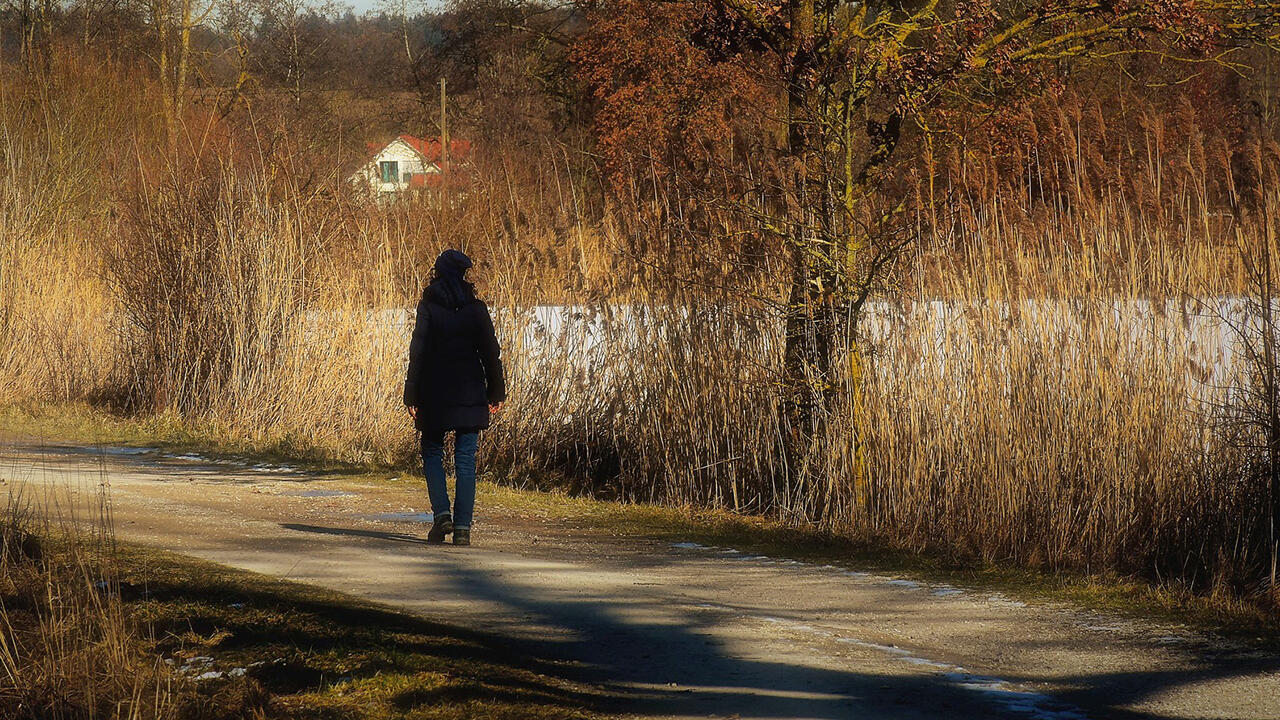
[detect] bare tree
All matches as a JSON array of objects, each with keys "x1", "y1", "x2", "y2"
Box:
[
  {"x1": 138, "y1": 0, "x2": 219, "y2": 142},
  {"x1": 578, "y1": 0, "x2": 1280, "y2": 519}
]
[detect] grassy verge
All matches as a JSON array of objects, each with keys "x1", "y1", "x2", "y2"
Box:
[
  {"x1": 0, "y1": 401, "x2": 401, "y2": 474},
  {"x1": 489, "y1": 484, "x2": 1280, "y2": 644},
  {"x1": 6, "y1": 401, "x2": 1279, "y2": 646},
  {"x1": 114, "y1": 544, "x2": 609, "y2": 720}
]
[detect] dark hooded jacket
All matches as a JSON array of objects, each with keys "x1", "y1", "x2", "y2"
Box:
[{"x1": 403, "y1": 251, "x2": 506, "y2": 433}]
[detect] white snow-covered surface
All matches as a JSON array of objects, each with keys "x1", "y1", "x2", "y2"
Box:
[
  {"x1": 158, "y1": 451, "x2": 300, "y2": 474},
  {"x1": 339, "y1": 297, "x2": 1266, "y2": 402},
  {"x1": 94, "y1": 446, "x2": 157, "y2": 456}
]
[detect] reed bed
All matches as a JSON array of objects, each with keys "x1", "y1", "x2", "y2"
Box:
[{"x1": 3, "y1": 63, "x2": 1279, "y2": 599}]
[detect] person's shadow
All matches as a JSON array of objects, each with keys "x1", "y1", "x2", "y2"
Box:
[{"x1": 280, "y1": 523, "x2": 428, "y2": 545}]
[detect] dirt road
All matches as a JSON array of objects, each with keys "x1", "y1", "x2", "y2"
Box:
[{"x1": 3, "y1": 442, "x2": 1278, "y2": 720}]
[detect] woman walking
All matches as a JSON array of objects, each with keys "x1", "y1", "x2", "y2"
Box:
[{"x1": 403, "y1": 249, "x2": 505, "y2": 546}]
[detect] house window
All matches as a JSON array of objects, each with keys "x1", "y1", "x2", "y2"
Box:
[{"x1": 379, "y1": 161, "x2": 399, "y2": 183}]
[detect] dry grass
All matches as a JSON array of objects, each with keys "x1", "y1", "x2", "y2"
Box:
[
  {"x1": 0, "y1": 486, "x2": 187, "y2": 719},
  {"x1": 3, "y1": 59, "x2": 1280, "y2": 605}
]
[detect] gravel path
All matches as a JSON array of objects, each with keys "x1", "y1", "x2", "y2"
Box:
[{"x1": 3, "y1": 442, "x2": 1278, "y2": 720}]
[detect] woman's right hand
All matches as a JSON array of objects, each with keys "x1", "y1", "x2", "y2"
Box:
[
  {"x1": 489, "y1": 402, "x2": 504, "y2": 414},
  {"x1": 407, "y1": 406, "x2": 418, "y2": 421}
]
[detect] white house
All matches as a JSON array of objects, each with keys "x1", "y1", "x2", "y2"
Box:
[{"x1": 351, "y1": 135, "x2": 471, "y2": 195}]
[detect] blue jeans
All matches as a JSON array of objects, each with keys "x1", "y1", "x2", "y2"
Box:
[{"x1": 421, "y1": 431, "x2": 478, "y2": 529}]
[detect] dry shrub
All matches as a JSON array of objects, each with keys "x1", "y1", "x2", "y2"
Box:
[
  {"x1": 0, "y1": 490, "x2": 182, "y2": 720},
  {"x1": 852, "y1": 232, "x2": 1270, "y2": 584},
  {"x1": 107, "y1": 154, "x2": 314, "y2": 415},
  {"x1": 0, "y1": 126, "x2": 119, "y2": 405}
]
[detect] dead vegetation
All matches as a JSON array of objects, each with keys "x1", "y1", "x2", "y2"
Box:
[
  {"x1": 0, "y1": 488, "x2": 189, "y2": 719},
  {"x1": 2, "y1": 56, "x2": 1280, "y2": 607}
]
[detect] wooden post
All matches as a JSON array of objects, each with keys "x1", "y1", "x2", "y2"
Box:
[
  {"x1": 1266, "y1": 203, "x2": 1280, "y2": 589},
  {"x1": 440, "y1": 77, "x2": 448, "y2": 177}
]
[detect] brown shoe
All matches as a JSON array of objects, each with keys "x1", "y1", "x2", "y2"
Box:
[{"x1": 453, "y1": 528, "x2": 470, "y2": 546}]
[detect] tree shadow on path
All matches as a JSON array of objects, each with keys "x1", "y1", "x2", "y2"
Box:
[{"x1": 277, "y1": 521, "x2": 1280, "y2": 719}]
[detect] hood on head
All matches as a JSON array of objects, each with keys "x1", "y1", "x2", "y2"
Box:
[
  {"x1": 429, "y1": 249, "x2": 476, "y2": 308},
  {"x1": 434, "y1": 249, "x2": 472, "y2": 278}
]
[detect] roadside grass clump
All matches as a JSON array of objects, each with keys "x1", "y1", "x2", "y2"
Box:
[{"x1": 0, "y1": 489, "x2": 193, "y2": 720}]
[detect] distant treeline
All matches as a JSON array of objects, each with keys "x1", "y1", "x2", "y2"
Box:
[
  {"x1": 0, "y1": 0, "x2": 581, "y2": 156},
  {"x1": 1, "y1": 1, "x2": 1278, "y2": 207}
]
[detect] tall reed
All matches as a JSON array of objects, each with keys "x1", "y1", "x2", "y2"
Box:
[{"x1": 4, "y1": 61, "x2": 1280, "y2": 597}]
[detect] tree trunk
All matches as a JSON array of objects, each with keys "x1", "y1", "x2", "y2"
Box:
[
  {"x1": 778, "y1": 0, "x2": 840, "y2": 521},
  {"x1": 153, "y1": 0, "x2": 173, "y2": 144},
  {"x1": 175, "y1": 0, "x2": 194, "y2": 132}
]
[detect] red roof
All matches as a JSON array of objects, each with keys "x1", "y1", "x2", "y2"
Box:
[{"x1": 397, "y1": 134, "x2": 471, "y2": 167}]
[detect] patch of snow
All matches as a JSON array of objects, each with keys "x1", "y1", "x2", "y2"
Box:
[
  {"x1": 251, "y1": 464, "x2": 300, "y2": 474},
  {"x1": 883, "y1": 579, "x2": 920, "y2": 590},
  {"x1": 943, "y1": 672, "x2": 1088, "y2": 720},
  {"x1": 366, "y1": 512, "x2": 433, "y2": 523},
  {"x1": 932, "y1": 586, "x2": 964, "y2": 597},
  {"x1": 900, "y1": 655, "x2": 956, "y2": 669},
  {"x1": 192, "y1": 671, "x2": 224, "y2": 681},
  {"x1": 671, "y1": 542, "x2": 706, "y2": 549},
  {"x1": 837, "y1": 637, "x2": 915, "y2": 657},
  {"x1": 761, "y1": 617, "x2": 823, "y2": 635},
  {"x1": 178, "y1": 656, "x2": 215, "y2": 674},
  {"x1": 96, "y1": 446, "x2": 155, "y2": 456}
]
